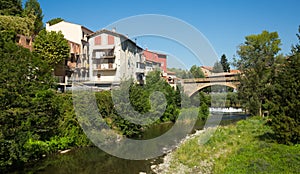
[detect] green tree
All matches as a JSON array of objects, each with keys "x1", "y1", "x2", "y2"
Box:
[
  {"x1": 198, "y1": 92, "x2": 209, "y2": 120},
  {"x1": 0, "y1": 15, "x2": 35, "y2": 36},
  {"x1": 47, "y1": 18, "x2": 64, "y2": 26},
  {"x1": 23, "y1": 0, "x2": 44, "y2": 35},
  {"x1": 267, "y1": 27, "x2": 300, "y2": 144},
  {"x1": 291, "y1": 26, "x2": 300, "y2": 54},
  {"x1": 34, "y1": 30, "x2": 70, "y2": 67},
  {"x1": 0, "y1": 0, "x2": 23, "y2": 16},
  {"x1": 212, "y1": 61, "x2": 223, "y2": 73},
  {"x1": 236, "y1": 31, "x2": 281, "y2": 116},
  {"x1": 220, "y1": 54, "x2": 230, "y2": 72},
  {"x1": 0, "y1": 31, "x2": 58, "y2": 171},
  {"x1": 189, "y1": 65, "x2": 204, "y2": 78}
]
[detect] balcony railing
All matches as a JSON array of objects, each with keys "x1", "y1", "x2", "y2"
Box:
[
  {"x1": 92, "y1": 51, "x2": 115, "y2": 59},
  {"x1": 94, "y1": 63, "x2": 117, "y2": 71},
  {"x1": 101, "y1": 52, "x2": 115, "y2": 59}
]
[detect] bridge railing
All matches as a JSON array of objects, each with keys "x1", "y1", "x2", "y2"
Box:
[{"x1": 183, "y1": 76, "x2": 239, "y2": 83}]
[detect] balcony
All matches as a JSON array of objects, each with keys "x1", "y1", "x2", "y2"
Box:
[
  {"x1": 92, "y1": 49, "x2": 115, "y2": 59},
  {"x1": 101, "y1": 52, "x2": 115, "y2": 59},
  {"x1": 94, "y1": 63, "x2": 117, "y2": 71}
]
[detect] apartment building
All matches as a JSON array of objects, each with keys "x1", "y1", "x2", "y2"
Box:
[
  {"x1": 86, "y1": 29, "x2": 146, "y2": 89},
  {"x1": 143, "y1": 49, "x2": 167, "y2": 74},
  {"x1": 46, "y1": 20, "x2": 93, "y2": 90}
]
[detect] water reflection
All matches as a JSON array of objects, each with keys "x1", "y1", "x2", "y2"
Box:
[{"x1": 24, "y1": 113, "x2": 249, "y2": 174}]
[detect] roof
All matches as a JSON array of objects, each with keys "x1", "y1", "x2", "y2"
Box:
[
  {"x1": 88, "y1": 29, "x2": 128, "y2": 38},
  {"x1": 166, "y1": 71, "x2": 176, "y2": 75},
  {"x1": 47, "y1": 20, "x2": 94, "y2": 33},
  {"x1": 144, "y1": 49, "x2": 167, "y2": 58},
  {"x1": 88, "y1": 29, "x2": 143, "y2": 50},
  {"x1": 201, "y1": 66, "x2": 213, "y2": 71},
  {"x1": 229, "y1": 69, "x2": 241, "y2": 74}
]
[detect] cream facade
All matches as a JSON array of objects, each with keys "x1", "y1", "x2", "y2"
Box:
[
  {"x1": 86, "y1": 29, "x2": 146, "y2": 89},
  {"x1": 46, "y1": 21, "x2": 93, "y2": 90}
]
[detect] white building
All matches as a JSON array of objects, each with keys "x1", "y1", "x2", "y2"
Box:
[
  {"x1": 46, "y1": 20, "x2": 94, "y2": 90},
  {"x1": 85, "y1": 29, "x2": 146, "y2": 89}
]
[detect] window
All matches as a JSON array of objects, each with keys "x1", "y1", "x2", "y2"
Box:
[
  {"x1": 71, "y1": 53, "x2": 75, "y2": 62},
  {"x1": 108, "y1": 35, "x2": 114, "y2": 45},
  {"x1": 95, "y1": 36, "x2": 101, "y2": 45}
]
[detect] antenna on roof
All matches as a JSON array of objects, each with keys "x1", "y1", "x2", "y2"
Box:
[{"x1": 112, "y1": 27, "x2": 116, "y2": 32}]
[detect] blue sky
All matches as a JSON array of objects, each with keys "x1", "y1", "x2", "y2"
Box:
[{"x1": 38, "y1": 0, "x2": 300, "y2": 68}]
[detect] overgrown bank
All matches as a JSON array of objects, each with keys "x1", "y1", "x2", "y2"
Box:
[{"x1": 156, "y1": 117, "x2": 300, "y2": 174}]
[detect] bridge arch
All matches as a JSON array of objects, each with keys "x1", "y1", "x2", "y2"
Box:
[{"x1": 189, "y1": 83, "x2": 238, "y2": 97}]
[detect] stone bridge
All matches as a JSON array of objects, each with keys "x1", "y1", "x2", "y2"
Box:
[{"x1": 181, "y1": 73, "x2": 240, "y2": 97}]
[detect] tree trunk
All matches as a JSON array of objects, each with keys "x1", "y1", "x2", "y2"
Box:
[{"x1": 259, "y1": 100, "x2": 263, "y2": 117}]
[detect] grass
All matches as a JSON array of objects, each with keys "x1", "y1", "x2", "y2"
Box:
[{"x1": 166, "y1": 117, "x2": 300, "y2": 174}]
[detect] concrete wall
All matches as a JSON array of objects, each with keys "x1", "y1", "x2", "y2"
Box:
[{"x1": 46, "y1": 21, "x2": 82, "y2": 45}]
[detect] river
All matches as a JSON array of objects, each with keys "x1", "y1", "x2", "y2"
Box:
[{"x1": 21, "y1": 112, "x2": 249, "y2": 174}]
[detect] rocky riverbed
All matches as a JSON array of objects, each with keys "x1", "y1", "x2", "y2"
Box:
[{"x1": 150, "y1": 128, "x2": 214, "y2": 174}]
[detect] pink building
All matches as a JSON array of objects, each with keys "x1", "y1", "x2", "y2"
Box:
[{"x1": 143, "y1": 49, "x2": 167, "y2": 72}]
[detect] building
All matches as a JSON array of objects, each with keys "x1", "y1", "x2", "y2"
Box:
[
  {"x1": 200, "y1": 65, "x2": 240, "y2": 77},
  {"x1": 143, "y1": 49, "x2": 167, "y2": 73},
  {"x1": 86, "y1": 29, "x2": 146, "y2": 89},
  {"x1": 46, "y1": 20, "x2": 94, "y2": 91},
  {"x1": 16, "y1": 34, "x2": 33, "y2": 51},
  {"x1": 200, "y1": 66, "x2": 213, "y2": 77}
]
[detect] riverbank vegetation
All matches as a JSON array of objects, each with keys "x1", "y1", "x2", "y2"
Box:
[
  {"x1": 235, "y1": 29, "x2": 300, "y2": 145},
  {"x1": 164, "y1": 117, "x2": 300, "y2": 174},
  {"x1": 0, "y1": 30, "x2": 209, "y2": 172},
  {"x1": 160, "y1": 27, "x2": 300, "y2": 173}
]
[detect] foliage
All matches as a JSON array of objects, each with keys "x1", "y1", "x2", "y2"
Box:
[
  {"x1": 212, "y1": 60, "x2": 224, "y2": 73},
  {"x1": 189, "y1": 65, "x2": 205, "y2": 78},
  {"x1": 47, "y1": 18, "x2": 64, "y2": 26},
  {"x1": 266, "y1": 30, "x2": 300, "y2": 144},
  {"x1": 34, "y1": 29, "x2": 70, "y2": 67},
  {"x1": 235, "y1": 31, "x2": 281, "y2": 116},
  {"x1": 23, "y1": 0, "x2": 44, "y2": 35},
  {"x1": 0, "y1": 15, "x2": 35, "y2": 36},
  {"x1": 168, "y1": 65, "x2": 205, "y2": 79},
  {"x1": 0, "y1": 0, "x2": 23, "y2": 16},
  {"x1": 291, "y1": 26, "x2": 300, "y2": 54},
  {"x1": 167, "y1": 67, "x2": 192, "y2": 79},
  {"x1": 0, "y1": 31, "x2": 58, "y2": 171},
  {"x1": 220, "y1": 54, "x2": 230, "y2": 72},
  {"x1": 167, "y1": 117, "x2": 300, "y2": 174},
  {"x1": 198, "y1": 92, "x2": 209, "y2": 120}
]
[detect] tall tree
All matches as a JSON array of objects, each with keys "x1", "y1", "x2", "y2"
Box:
[
  {"x1": 220, "y1": 54, "x2": 230, "y2": 72},
  {"x1": 0, "y1": 31, "x2": 57, "y2": 170},
  {"x1": 266, "y1": 27, "x2": 300, "y2": 145},
  {"x1": 33, "y1": 30, "x2": 70, "y2": 68},
  {"x1": 236, "y1": 31, "x2": 281, "y2": 116},
  {"x1": 0, "y1": 0, "x2": 23, "y2": 16},
  {"x1": 24, "y1": 0, "x2": 44, "y2": 35},
  {"x1": 291, "y1": 25, "x2": 300, "y2": 54},
  {"x1": 189, "y1": 65, "x2": 204, "y2": 78},
  {"x1": 212, "y1": 61, "x2": 223, "y2": 73}
]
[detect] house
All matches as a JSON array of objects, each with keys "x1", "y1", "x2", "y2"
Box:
[
  {"x1": 200, "y1": 66, "x2": 213, "y2": 77},
  {"x1": 16, "y1": 34, "x2": 33, "y2": 51},
  {"x1": 85, "y1": 29, "x2": 146, "y2": 89},
  {"x1": 143, "y1": 49, "x2": 167, "y2": 73},
  {"x1": 46, "y1": 20, "x2": 94, "y2": 91}
]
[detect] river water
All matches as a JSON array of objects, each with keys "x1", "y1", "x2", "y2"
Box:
[{"x1": 22, "y1": 113, "x2": 249, "y2": 174}]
